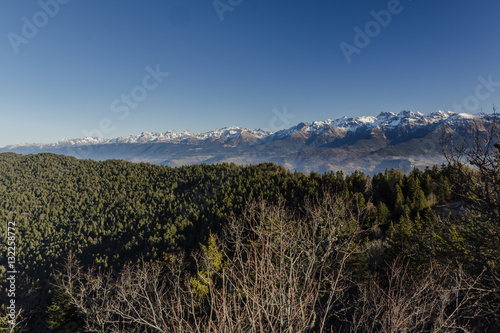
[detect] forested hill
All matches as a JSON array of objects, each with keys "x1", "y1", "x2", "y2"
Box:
[
  {"x1": 0, "y1": 153, "x2": 310, "y2": 276},
  {"x1": 0, "y1": 152, "x2": 450, "y2": 276},
  {"x1": 0, "y1": 152, "x2": 498, "y2": 332}
]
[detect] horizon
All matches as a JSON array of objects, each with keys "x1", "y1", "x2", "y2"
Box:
[
  {"x1": 1, "y1": 0, "x2": 500, "y2": 147},
  {"x1": 1, "y1": 108, "x2": 485, "y2": 148}
]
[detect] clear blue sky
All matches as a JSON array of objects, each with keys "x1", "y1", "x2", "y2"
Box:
[{"x1": 1, "y1": 0, "x2": 499, "y2": 146}]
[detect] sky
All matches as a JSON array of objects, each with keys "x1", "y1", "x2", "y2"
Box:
[{"x1": 1, "y1": 0, "x2": 500, "y2": 146}]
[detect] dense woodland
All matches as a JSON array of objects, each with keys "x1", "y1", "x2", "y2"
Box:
[{"x1": 0, "y1": 125, "x2": 498, "y2": 332}]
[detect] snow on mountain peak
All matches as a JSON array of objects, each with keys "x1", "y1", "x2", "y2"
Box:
[
  {"x1": 357, "y1": 116, "x2": 377, "y2": 124},
  {"x1": 1, "y1": 110, "x2": 480, "y2": 149},
  {"x1": 267, "y1": 110, "x2": 479, "y2": 141}
]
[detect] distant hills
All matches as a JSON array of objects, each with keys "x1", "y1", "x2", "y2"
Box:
[{"x1": 1, "y1": 110, "x2": 493, "y2": 174}]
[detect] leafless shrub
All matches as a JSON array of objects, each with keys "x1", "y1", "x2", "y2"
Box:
[
  {"x1": 53, "y1": 193, "x2": 495, "y2": 332},
  {"x1": 1, "y1": 275, "x2": 41, "y2": 332},
  {"x1": 351, "y1": 258, "x2": 481, "y2": 333},
  {"x1": 199, "y1": 195, "x2": 363, "y2": 332},
  {"x1": 53, "y1": 194, "x2": 364, "y2": 332},
  {"x1": 442, "y1": 110, "x2": 500, "y2": 225},
  {"x1": 53, "y1": 252, "x2": 200, "y2": 333},
  {"x1": 1, "y1": 307, "x2": 24, "y2": 333},
  {"x1": 441, "y1": 109, "x2": 500, "y2": 329}
]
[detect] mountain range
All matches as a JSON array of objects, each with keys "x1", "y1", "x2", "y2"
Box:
[{"x1": 1, "y1": 110, "x2": 491, "y2": 174}]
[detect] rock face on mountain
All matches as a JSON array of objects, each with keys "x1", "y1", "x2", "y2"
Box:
[{"x1": 1, "y1": 111, "x2": 492, "y2": 174}]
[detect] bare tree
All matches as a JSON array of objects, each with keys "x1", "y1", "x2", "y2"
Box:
[
  {"x1": 196, "y1": 194, "x2": 363, "y2": 332},
  {"x1": 54, "y1": 192, "x2": 493, "y2": 332},
  {"x1": 441, "y1": 108, "x2": 500, "y2": 330},
  {"x1": 52, "y1": 252, "x2": 117, "y2": 332},
  {"x1": 53, "y1": 251, "x2": 202, "y2": 333},
  {"x1": 53, "y1": 194, "x2": 365, "y2": 333},
  {"x1": 443, "y1": 109, "x2": 500, "y2": 225},
  {"x1": 351, "y1": 258, "x2": 481, "y2": 333},
  {"x1": 1, "y1": 275, "x2": 42, "y2": 333},
  {"x1": 0, "y1": 307, "x2": 25, "y2": 333}
]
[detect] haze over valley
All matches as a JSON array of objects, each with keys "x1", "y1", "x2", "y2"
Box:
[{"x1": 2, "y1": 110, "x2": 491, "y2": 174}]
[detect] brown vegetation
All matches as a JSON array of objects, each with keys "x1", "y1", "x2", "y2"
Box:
[{"x1": 52, "y1": 193, "x2": 492, "y2": 332}]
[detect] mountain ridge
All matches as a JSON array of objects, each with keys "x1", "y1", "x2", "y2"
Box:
[
  {"x1": 1, "y1": 110, "x2": 492, "y2": 175},
  {"x1": 3, "y1": 110, "x2": 476, "y2": 149}
]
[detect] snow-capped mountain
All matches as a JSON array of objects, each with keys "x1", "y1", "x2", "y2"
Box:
[
  {"x1": 4, "y1": 127, "x2": 272, "y2": 149},
  {"x1": 267, "y1": 110, "x2": 477, "y2": 140},
  {"x1": 2, "y1": 110, "x2": 478, "y2": 149},
  {"x1": 1, "y1": 110, "x2": 492, "y2": 174}
]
